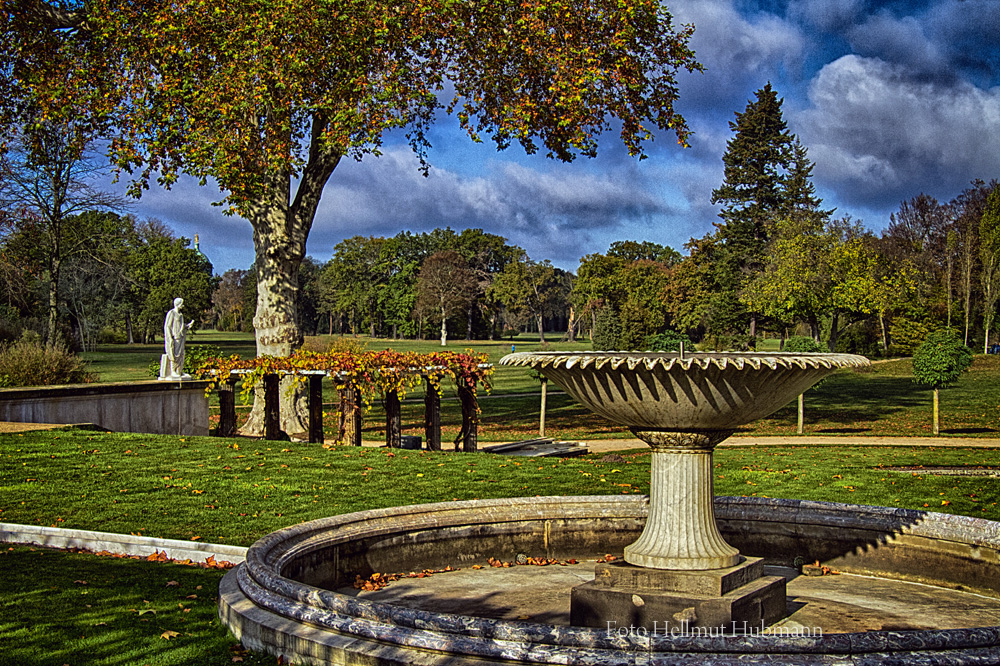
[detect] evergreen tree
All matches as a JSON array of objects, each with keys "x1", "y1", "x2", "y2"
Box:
[{"x1": 708, "y1": 83, "x2": 825, "y2": 337}]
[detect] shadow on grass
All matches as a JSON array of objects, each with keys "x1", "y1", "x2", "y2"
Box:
[{"x1": 942, "y1": 427, "x2": 998, "y2": 435}]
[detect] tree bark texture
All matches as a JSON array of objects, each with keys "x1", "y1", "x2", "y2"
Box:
[{"x1": 239, "y1": 125, "x2": 341, "y2": 437}]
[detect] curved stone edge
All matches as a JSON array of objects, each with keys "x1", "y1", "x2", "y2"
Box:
[
  {"x1": 0, "y1": 521, "x2": 247, "y2": 564},
  {"x1": 499, "y1": 351, "x2": 871, "y2": 373},
  {"x1": 226, "y1": 495, "x2": 1000, "y2": 663},
  {"x1": 221, "y1": 568, "x2": 1000, "y2": 666}
]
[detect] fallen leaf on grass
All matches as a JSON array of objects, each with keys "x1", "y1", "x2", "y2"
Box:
[
  {"x1": 166, "y1": 581, "x2": 179, "y2": 587},
  {"x1": 160, "y1": 630, "x2": 180, "y2": 640}
]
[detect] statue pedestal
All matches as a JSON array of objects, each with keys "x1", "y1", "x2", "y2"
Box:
[
  {"x1": 570, "y1": 557, "x2": 786, "y2": 632},
  {"x1": 158, "y1": 354, "x2": 191, "y2": 381}
]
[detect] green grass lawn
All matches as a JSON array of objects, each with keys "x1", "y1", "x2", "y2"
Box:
[
  {"x1": 2, "y1": 428, "x2": 999, "y2": 665},
  {"x1": 0, "y1": 546, "x2": 274, "y2": 666}
]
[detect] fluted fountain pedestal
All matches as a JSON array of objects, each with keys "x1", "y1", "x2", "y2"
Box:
[
  {"x1": 499, "y1": 351, "x2": 870, "y2": 633},
  {"x1": 570, "y1": 429, "x2": 787, "y2": 631}
]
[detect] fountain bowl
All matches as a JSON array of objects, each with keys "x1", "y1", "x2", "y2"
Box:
[
  {"x1": 218, "y1": 496, "x2": 1000, "y2": 665},
  {"x1": 499, "y1": 351, "x2": 870, "y2": 431}
]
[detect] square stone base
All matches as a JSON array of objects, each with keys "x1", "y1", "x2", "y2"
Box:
[{"x1": 570, "y1": 557, "x2": 786, "y2": 631}]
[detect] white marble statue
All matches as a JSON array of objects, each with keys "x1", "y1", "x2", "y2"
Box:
[{"x1": 159, "y1": 297, "x2": 194, "y2": 380}]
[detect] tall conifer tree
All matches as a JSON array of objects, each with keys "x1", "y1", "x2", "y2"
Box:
[{"x1": 709, "y1": 83, "x2": 825, "y2": 337}]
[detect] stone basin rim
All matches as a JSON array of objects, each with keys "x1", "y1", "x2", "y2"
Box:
[
  {"x1": 499, "y1": 350, "x2": 871, "y2": 372},
  {"x1": 222, "y1": 495, "x2": 1000, "y2": 665}
]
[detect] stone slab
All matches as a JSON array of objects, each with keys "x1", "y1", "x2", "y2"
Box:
[
  {"x1": 570, "y1": 574, "x2": 787, "y2": 631},
  {"x1": 0, "y1": 521, "x2": 247, "y2": 564},
  {"x1": 593, "y1": 557, "x2": 764, "y2": 596}
]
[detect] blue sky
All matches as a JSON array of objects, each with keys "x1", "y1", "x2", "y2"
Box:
[{"x1": 127, "y1": 0, "x2": 1000, "y2": 274}]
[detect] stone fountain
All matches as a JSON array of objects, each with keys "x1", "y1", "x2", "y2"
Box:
[
  {"x1": 218, "y1": 348, "x2": 1000, "y2": 665},
  {"x1": 500, "y1": 350, "x2": 869, "y2": 631}
]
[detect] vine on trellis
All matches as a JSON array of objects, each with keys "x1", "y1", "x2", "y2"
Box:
[{"x1": 196, "y1": 349, "x2": 494, "y2": 416}]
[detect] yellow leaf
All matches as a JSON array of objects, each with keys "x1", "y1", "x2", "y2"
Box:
[{"x1": 160, "y1": 630, "x2": 180, "y2": 640}]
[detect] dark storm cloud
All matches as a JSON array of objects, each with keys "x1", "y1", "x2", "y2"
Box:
[
  {"x1": 121, "y1": 0, "x2": 999, "y2": 271},
  {"x1": 671, "y1": 0, "x2": 805, "y2": 113}
]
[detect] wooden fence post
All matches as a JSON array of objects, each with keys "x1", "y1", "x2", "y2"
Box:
[
  {"x1": 424, "y1": 377, "x2": 441, "y2": 451},
  {"x1": 217, "y1": 375, "x2": 238, "y2": 437},
  {"x1": 308, "y1": 374, "x2": 325, "y2": 443},
  {"x1": 385, "y1": 389, "x2": 402, "y2": 448}
]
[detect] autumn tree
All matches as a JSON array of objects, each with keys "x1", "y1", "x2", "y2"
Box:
[
  {"x1": 213, "y1": 269, "x2": 254, "y2": 333},
  {"x1": 491, "y1": 257, "x2": 567, "y2": 342},
  {"x1": 414, "y1": 251, "x2": 478, "y2": 346},
  {"x1": 950, "y1": 181, "x2": 994, "y2": 345},
  {"x1": 4, "y1": 0, "x2": 702, "y2": 434}
]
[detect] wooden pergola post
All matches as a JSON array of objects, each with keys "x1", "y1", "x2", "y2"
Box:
[
  {"x1": 457, "y1": 379, "x2": 478, "y2": 453},
  {"x1": 424, "y1": 376, "x2": 441, "y2": 451},
  {"x1": 338, "y1": 381, "x2": 362, "y2": 446},
  {"x1": 217, "y1": 375, "x2": 238, "y2": 437},
  {"x1": 308, "y1": 373, "x2": 325, "y2": 444},
  {"x1": 263, "y1": 373, "x2": 282, "y2": 441},
  {"x1": 385, "y1": 389, "x2": 402, "y2": 448}
]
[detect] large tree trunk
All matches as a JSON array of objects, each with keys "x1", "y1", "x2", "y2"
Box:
[
  {"x1": 239, "y1": 121, "x2": 341, "y2": 437},
  {"x1": 537, "y1": 312, "x2": 545, "y2": 342},
  {"x1": 828, "y1": 311, "x2": 840, "y2": 352}
]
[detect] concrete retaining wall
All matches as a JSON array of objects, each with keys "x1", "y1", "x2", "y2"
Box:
[{"x1": 0, "y1": 380, "x2": 211, "y2": 436}]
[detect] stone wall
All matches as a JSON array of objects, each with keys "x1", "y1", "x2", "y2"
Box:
[{"x1": 0, "y1": 380, "x2": 211, "y2": 436}]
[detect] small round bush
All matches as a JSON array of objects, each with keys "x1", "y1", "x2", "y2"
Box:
[
  {"x1": 783, "y1": 336, "x2": 824, "y2": 353},
  {"x1": 644, "y1": 330, "x2": 692, "y2": 352},
  {"x1": 912, "y1": 329, "x2": 973, "y2": 389}
]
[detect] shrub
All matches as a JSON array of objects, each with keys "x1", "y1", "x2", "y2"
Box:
[
  {"x1": 325, "y1": 336, "x2": 369, "y2": 355},
  {"x1": 783, "y1": 336, "x2": 824, "y2": 353},
  {"x1": 834, "y1": 322, "x2": 882, "y2": 357},
  {"x1": 147, "y1": 343, "x2": 225, "y2": 378},
  {"x1": 644, "y1": 330, "x2": 692, "y2": 352},
  {"x1": 0, "y1": 332, "x2": 94, "y2": 387},
  {"x1": 592, "y1": 307, "x2": 622, "y2": 351},
  {"x1": 96, "y1": 327, "x2": 128, "y2": 344},
  {"x1": 913, "y1": 329, "x2": 973, "y2": 389},
  {"x1": 715, "y1": 333, "x2": 757, "y2": 351}
]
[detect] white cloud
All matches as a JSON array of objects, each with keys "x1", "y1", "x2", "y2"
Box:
[{"x1": 795, "y1": 54, "x2": 1000, "y2": 207}]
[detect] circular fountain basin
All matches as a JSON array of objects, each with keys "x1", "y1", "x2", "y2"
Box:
[
  {"x1": 499, "y1": 351, "x2": 870, "y2": 431},
  {"x1": 219, "y1": 496, "x2": 1000, "y2": 665}
]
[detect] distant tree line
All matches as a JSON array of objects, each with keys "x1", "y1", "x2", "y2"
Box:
[
  {"x1": 213, "y1": 228, "x2": 575, "y2": 345},
  {"x1": 5, "y1": 87, "x2": 998, "y2": 357},
  {"x1": 574, "y1": 85, "x2": 1000, "y2": 356}
]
